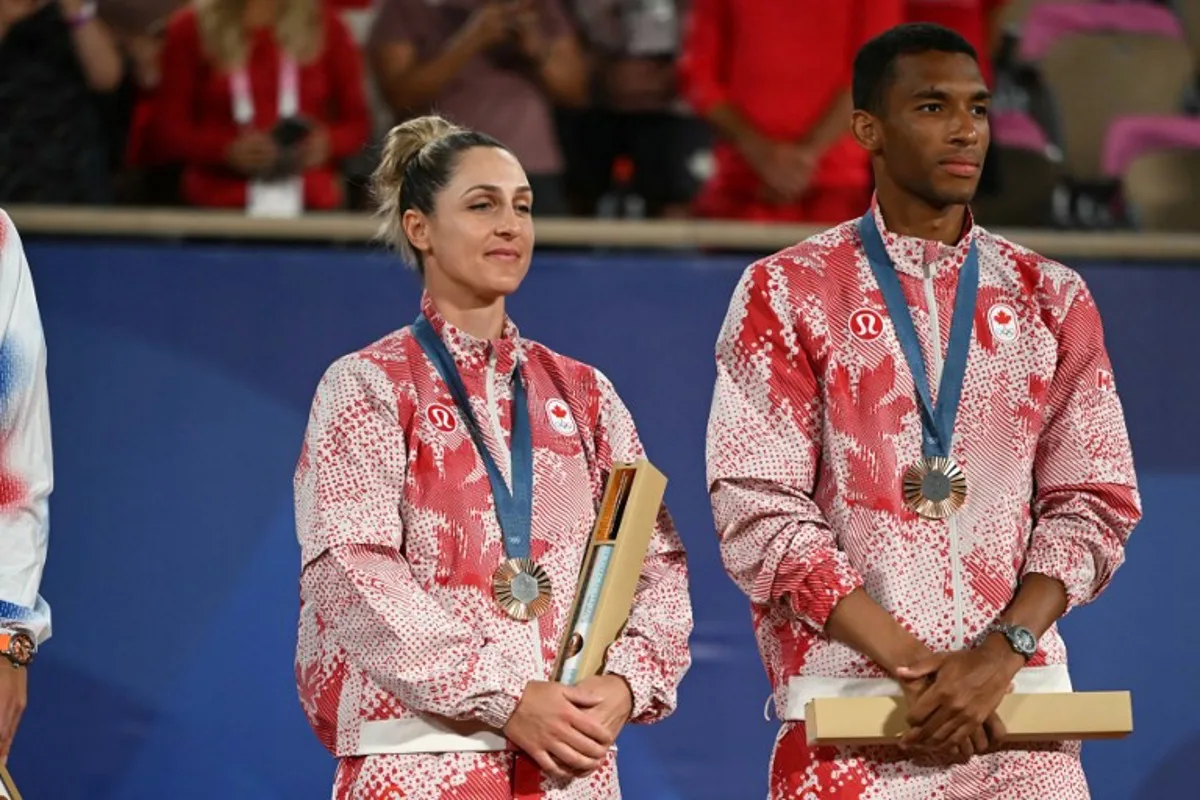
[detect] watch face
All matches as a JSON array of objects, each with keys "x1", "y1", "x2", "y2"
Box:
[
  {"x1": 8, "y1": 634, "x2": 33, "y2": 664},
  {"x1": 1012, "y1": 627, "x2": 1037, "y2": 655}
]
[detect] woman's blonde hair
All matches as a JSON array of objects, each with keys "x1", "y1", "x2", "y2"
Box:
[
  {"x1": 371, "y1": 115, "x2": 508, "y2": 271},
  {"x1": 195, "y1": 0, "x2": 322, "y2": 69}
]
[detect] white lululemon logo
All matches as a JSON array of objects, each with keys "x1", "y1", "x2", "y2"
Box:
[
  {"x1": 545, "y1": 399, "x2": 577, "y2": 435},
  {"x1": 426, "y1": 403, "x2": 457, "y2": 433},
  {"x1": 849, "y1": 308, "x2": 885, "y2": 341}
]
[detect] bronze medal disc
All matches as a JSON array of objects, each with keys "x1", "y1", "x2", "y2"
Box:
[
  {"x1": 492, "y1": 558, "x2": 553, "y2": 621},
  {"x1": 902, "y1": 456, "x2": 968, "y2": 520}
]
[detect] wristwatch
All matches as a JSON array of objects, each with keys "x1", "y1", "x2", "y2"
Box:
[
  {"x1": 0, "y1": 630, "x2": 35, "y2": 669},
  {"x1": 987, "y1": 622, "x2": 1038, "y2": 660}
]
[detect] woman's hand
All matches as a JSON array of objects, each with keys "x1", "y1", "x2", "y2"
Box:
[
  {"x1": 503, "y1": 681, "x2": 613, "y2": 780},
  {"x1": 574, "y1": 674, "x2": 633, "y2": 744},
  {"x1": 226, "y1": 131, "x2": 278, "y2": 176}
]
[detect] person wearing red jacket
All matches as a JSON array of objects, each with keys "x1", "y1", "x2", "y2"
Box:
[
  {"x1": 679, "y1": 0, "x2": 904, "y2": 223},
  {"x1": 295, "y1": 115, "x2": 693, "y2": 799},
  {"x1": 153, "y1": 0, "x2": 370, "y2": 211},
  {"x1": 906, "y1": 0, "x2": 1008, "y2": 87},
  {"x1": 707, "y1": 24, "x2": 1139, "y2": 798}
]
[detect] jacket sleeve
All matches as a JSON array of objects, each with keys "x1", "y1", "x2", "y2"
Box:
[
  {"x1": 591, "y1": 371, "x2": 692, "y2": 725},
  {"x1": 0, "y1": 213, "x2": 52, "y2": 646},
  {"x1": 677, "y1": 0, "x2": 729, "y2": 116},
  {"x1": 1023, "y1": 282, "x2": 1141, "y2": 611},
  {"x1": 295, "y1": 356, "x2": 526, "y2": 729},
  {"x1": 707, "y1": 259, "x2": 864, "y2": 632}
]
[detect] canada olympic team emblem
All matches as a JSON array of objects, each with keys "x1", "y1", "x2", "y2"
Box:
[
  {"x1": 545, "y1": 399, "x2": 577, "y2": 435},
  {"x1": 988, "y1": 303, "x2": 1019, "y2": 343}
]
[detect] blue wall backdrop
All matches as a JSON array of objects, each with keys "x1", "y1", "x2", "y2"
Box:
[{"x1": 8, "y1": 237, "x2": 1198, "y2": 799}]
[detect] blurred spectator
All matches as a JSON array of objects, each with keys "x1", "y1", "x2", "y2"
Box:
[
  {"x1": 367, "y1": 0, "x2": 588, "y2": 216},
  {"x1": 679, "y1": 0, "x2": 903, "y2": 223},
  {"x1": 0, "y1": 0, "x2": 125, "y2": 203},
  {"x1": 101, "y1": 0, "x2": 183, "y2": 89},
  {"x1": 906, "y1": 0, "x2": 1007, "y2": 87},
  {"x1": 154, "y1": 0, "x2": 370, "y2": 213},
  {"x1": 100, "y1": 0, "x2": 186, "y2": 203},
  {"x1": 558, "y1": 0, "x2": 709, "y2": 218}
]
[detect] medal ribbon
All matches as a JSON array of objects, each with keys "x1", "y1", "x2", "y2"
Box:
[
  {"x1": 858, "y1": 212, "x2": 979, "y2": 459},
  {"x1": 412, "y1": 314, "x2": 533, "y2": 560}
]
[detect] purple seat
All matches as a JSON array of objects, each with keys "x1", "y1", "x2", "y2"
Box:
[
  {"x1": 992, "y1": 110, "x2": 1052, "y2": 154},
  {"x1": 1019, "y1": 1, "x2": 1184, "y2": 62},
  {"x1": 1103, "y1": 115, "x2": 1200, "y2": 177}
]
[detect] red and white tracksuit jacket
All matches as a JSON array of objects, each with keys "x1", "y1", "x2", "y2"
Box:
[
  {"x1": 294, "y1": 294, "x2": 693, "y2": 799},
  {"x1": 706, "y1": 209, "x2": 1140, "y2": 799}
]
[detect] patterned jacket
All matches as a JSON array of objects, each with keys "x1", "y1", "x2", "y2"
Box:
[
  {"x1": 706, "y1": 208, "x2": 1140, "y2": 714},
  {"x1": 295, "y1": 294, "x2": 692, "y2": 762},
  {"x1": 0, "y1": 211, "x2": 52, "y2": 646}
]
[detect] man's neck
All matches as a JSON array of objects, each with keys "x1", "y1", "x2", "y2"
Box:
[{"x1": 874, "y1": 185, "x2": 967, "y2": 246}]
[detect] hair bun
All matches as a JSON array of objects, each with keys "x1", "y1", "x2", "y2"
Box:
[
  {"x1": 372, "y1": 115, "x2": 463, "y2": 265},
  {"x1": 384, "y1": 116, "x2": 462, "y2": 178}
]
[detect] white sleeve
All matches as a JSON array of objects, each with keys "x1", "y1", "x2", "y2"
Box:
[{"x1": 0, "y1": 211, "x2": 52, "y2": 645}]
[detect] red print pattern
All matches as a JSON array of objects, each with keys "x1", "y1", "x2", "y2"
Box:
[
  {"x1": 295, "y1": 294, "x2": 693, "y2": 798},
  {"x1": 707, "y1": 209, "x2": 1140, "y2": 798}
]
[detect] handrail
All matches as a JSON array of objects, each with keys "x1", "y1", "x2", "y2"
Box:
[{"x1": 8, "y1": 205, "x2": 1200, "y2": 261}]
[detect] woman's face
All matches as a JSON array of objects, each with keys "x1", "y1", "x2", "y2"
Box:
[{"x1": 406, "y1": 146, "x2": 535, "y2": 306}]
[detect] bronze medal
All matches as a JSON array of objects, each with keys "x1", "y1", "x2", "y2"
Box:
[
  {"x1": 492, "y1": 557, "x2": 553, "y2": 621},
  {"x1": 903, "y1": 456, "x2": 968, "y2": 520}
]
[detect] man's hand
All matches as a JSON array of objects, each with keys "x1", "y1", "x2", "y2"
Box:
[
  {"x1": 0, "y1": 666, "x2": 26, "y2": 764},
  {"x1": 503, "y1": 681, "x2": 612, "y2": 780},
  {"x1": 574, "y1": 674, "x2": 633, "y2": 744},
  {"x1": 896, "y1": 639, "x2": 1022, "y2": 760}
]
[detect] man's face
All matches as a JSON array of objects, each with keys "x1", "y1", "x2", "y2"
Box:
[{"x1": 876, "y1": 51, "x2": 991, "y2": 208}]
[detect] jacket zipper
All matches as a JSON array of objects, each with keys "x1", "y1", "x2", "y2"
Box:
[
  {"x1": 922, "y1": 263, "x2": 967, "y2": 649},
  {"x1": 485, "y1": 351, "x2": 545, "y2": 674}
]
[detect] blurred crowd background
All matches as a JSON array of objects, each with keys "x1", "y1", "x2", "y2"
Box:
[{"x1": 3, "y1": 0, "x2": 1200, "y2": 231}]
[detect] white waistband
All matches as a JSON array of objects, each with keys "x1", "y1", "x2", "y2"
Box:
[
  {"x1": 357, "y1": 717, "x2": 509, "y2": 755},
  {"x1": 782, "y1": 664, "x2": 1073, "y2": 721}
]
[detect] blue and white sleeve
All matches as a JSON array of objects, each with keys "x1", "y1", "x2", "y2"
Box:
[{"x1": 0, "y1": 211, "x2": 52, "y2": 645}]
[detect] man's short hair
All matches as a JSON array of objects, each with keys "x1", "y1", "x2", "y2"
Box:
[{"x1": 852, "y1": 23, "x2": 979, "y2": 115}]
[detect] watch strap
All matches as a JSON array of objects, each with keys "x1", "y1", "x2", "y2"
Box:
[{"x1": 0, "y1": 630, "x2": 35, "y2": 667}]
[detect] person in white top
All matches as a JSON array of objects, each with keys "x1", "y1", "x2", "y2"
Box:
[{"x1": 0, "y1": 211, "x2": 52, "y2": 763}]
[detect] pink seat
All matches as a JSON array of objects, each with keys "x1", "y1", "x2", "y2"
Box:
[
  {"x1": 1103, "y1": 115, "x2": 1200, "y2": 177},
  {"x1": 1019, "y1": 1, "x2": 1184, "y2": 62},
  {"x1": 991, "y1": 110, "x2": 1052, "y2": 154}
]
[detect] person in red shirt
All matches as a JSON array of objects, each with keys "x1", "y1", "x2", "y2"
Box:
[
  {"x1": 153, "y1": 0, "x2": 370, "y2": 211},
  {"x1": 679, "y1": 0, "x2": 904, "y2": 223},
  {"x1": 906, "y1": 0, "x2": 1007, "y2": 87}
]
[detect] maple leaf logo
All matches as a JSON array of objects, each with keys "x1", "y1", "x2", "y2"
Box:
[
  {"x1": 552, "y1": 404, "x2": 567, "y2": 418},
  {"x1": 993, "y1": 309, "x2": 1012, "y2": 325}
]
